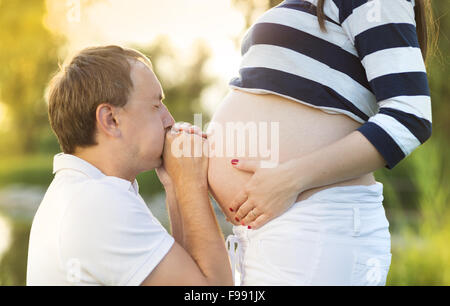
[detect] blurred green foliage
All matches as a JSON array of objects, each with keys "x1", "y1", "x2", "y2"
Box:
[
  {"x1": 0, "y1": 155, "x2": 53, "y2": 188},
  {"x1": 137, "y1": 38, "x2": 215, "y2": 125},
  {"x1": 0, "y1": 217, "x2": 30, "y2": 286},
  {"x1": 0, "y1": 0, "x2": 448, "y2": 286},
  {"x1": 387, "y1": 137, "x2": 450, "y2": 285},
  {"x1": 0, "y1": 0, "x2": 62, "y2": 154}
]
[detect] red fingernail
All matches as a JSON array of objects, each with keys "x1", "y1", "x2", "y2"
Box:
[
  {"x1": 229, "y1": 208, "x2": 234, "y2": 212},
  {"x1": 231, "y1": 159, "x2": 239, "y2": 165},
  {"x1": 248, "y1": 226, "x2": 252, "y2": 229},
  {"x1": 235, "y1": 217, "x2": 239, "y2": 222},
  {"x1": 241, "y1": 221, "x2": 245, "y2": 226}
]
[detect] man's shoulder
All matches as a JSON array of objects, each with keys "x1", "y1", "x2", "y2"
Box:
[
  {"x1": 57, "y1": 176, "x2": 150, "y2": 236},
  {"x1": 49, "y1": 174, "x2": 140, "y2": 214},
  {"x1": 84, "y1": 179, "x2": 142, "y2": 210},
  {"x1": 76, "y1": 176, "x2": 132, "y2": 199}
]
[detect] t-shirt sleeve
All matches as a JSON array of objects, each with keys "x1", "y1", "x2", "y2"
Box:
[
  {"x1": 333, "y1": 0, "x2": 432, "y2": 169},
  {"x1": 59, "y1": 181, "x2": 174, "y2": 286}
]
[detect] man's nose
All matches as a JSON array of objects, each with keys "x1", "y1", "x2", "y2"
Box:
[{"x1": 163, "y1": 110, "x2": 175, "y2": 129}]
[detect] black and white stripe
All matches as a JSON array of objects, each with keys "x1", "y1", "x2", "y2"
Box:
[{"x1": 230, "y1": 0, "x2": 431, "y2": 169}]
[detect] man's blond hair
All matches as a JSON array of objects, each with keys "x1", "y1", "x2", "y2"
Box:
[{"x1": 47, "y1": 45, "x2": 152, "y2": 154}]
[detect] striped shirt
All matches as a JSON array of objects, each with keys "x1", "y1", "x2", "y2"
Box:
[{"x1": 229, "y1": 0, "x2": 432, "y2": 169}]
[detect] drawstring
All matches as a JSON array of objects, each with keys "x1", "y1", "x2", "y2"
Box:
[
  {"x1": 226, "y1": 234, "x2": 241, "y2": 285},
  {"x1": 352, "y1": 206, "x2": 361, "y2": 237}
]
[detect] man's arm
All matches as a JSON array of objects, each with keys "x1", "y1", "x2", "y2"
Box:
[
  {"x1": 162, "y1": 168, "x2": 228, "y2": 276},
  {"x1": 141, "y1": 131, "x2": 233, "y2": 286},
  {"x1": 175, "y1": 183, "x2": 231, "y2": 285},
  {"x1": 164, "y1": 185, "x2": 184, "y2": 246}
]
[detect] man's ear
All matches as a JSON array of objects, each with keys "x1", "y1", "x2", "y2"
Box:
[{"x1": 96, "y1": 103, "x2": 122, "y2": 138}]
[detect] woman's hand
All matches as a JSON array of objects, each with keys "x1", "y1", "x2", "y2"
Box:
[{"x1": 229, "y1": 159, "x2": 303, "y2": 230}]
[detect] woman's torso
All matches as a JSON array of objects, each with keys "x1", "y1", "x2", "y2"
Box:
[{"x1": 207, "y1": 89, "x2": 376, "y2": 221}]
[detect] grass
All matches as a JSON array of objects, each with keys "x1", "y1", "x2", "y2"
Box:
[
  {"x1": 0, "y1": 155, "x2": 54, "y2": 188},
  {"x1": 0, "y1": 154, "x2": 164, "y2": 197}
]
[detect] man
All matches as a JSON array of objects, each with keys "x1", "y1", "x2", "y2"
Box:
[{"x1": 26, "y1": 45, "x2": 233, "y2": 286}]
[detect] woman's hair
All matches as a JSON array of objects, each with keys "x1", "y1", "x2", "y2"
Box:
[{"x1": 316, "y1": 0, "x2": 438, "y2": 64}]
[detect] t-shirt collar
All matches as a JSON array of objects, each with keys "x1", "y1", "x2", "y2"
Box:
[{"x1": 52, "y1": 153, "x2": 139, "y2": 195}]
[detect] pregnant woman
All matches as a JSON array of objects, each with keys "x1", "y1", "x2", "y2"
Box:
[{"x1": 207, "y1": 0, "x2": 434, "y2": 285}]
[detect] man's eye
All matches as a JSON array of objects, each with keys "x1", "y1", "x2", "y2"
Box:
[{"x1": 153, "y1": 104, "x2": 161, "y2": 109}]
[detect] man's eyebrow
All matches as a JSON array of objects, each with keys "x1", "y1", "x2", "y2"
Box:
[{"x1": 159, "y1": 92, "x2": 165, "y2": 101}]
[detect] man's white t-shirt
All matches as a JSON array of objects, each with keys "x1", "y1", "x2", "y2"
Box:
[{"x1": 26, "y1": 153, "x2": 174, "y2": 286}]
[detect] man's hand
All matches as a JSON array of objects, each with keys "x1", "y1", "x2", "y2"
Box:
[
  {"x1": 157, "y1": 122, "x2": 207, "y2": 190},
  {"x1": 162, "y1": 123, "x2": 209, "y2": 193},
  {"x1": 156, "y1": 165, "x2": 173, "y2": 190}
]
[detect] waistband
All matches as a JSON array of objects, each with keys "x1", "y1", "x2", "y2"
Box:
[{"x1": 299, "y1": 182, "x2": 384, "y2": 204}]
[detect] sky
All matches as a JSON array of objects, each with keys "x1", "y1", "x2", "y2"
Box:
[{"x1": 44, "y1": 0, "x2": 248, "y2": 113}]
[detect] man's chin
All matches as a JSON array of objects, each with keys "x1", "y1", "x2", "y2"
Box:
[
  {"x1": 151, "y1": 157, "x2": 163, "y2": 170},
  {"x1": 139, "y1": 157, "x2": 163, "y2": 173}
]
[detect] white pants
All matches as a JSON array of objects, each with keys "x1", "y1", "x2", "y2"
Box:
[{"x1": 226, "y1": 182, "x2": 392, "y2": 286}]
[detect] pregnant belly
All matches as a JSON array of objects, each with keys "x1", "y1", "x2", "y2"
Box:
[{"x1": 207, "y1": 89, "x2": 375, "y2": 223}]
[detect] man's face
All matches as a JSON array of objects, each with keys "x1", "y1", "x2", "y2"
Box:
[{"x1": 118, "y1": 61, "x2": 174, "y2": 171}]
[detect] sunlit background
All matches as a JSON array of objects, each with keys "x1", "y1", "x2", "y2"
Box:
[{"x1": 0, "y1": 0, "x2": 449, "y2": 285}]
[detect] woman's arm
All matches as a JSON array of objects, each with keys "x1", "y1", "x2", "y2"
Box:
[
  {"x1": 288, "y1": 130, "x2": 386, "y2": 193},
  {"x1": 230, "y1": 130, "x2": 386, "y2": 229},
  {"x1": 229, "y1": 0, "x2": 432, "y2": 229}
]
